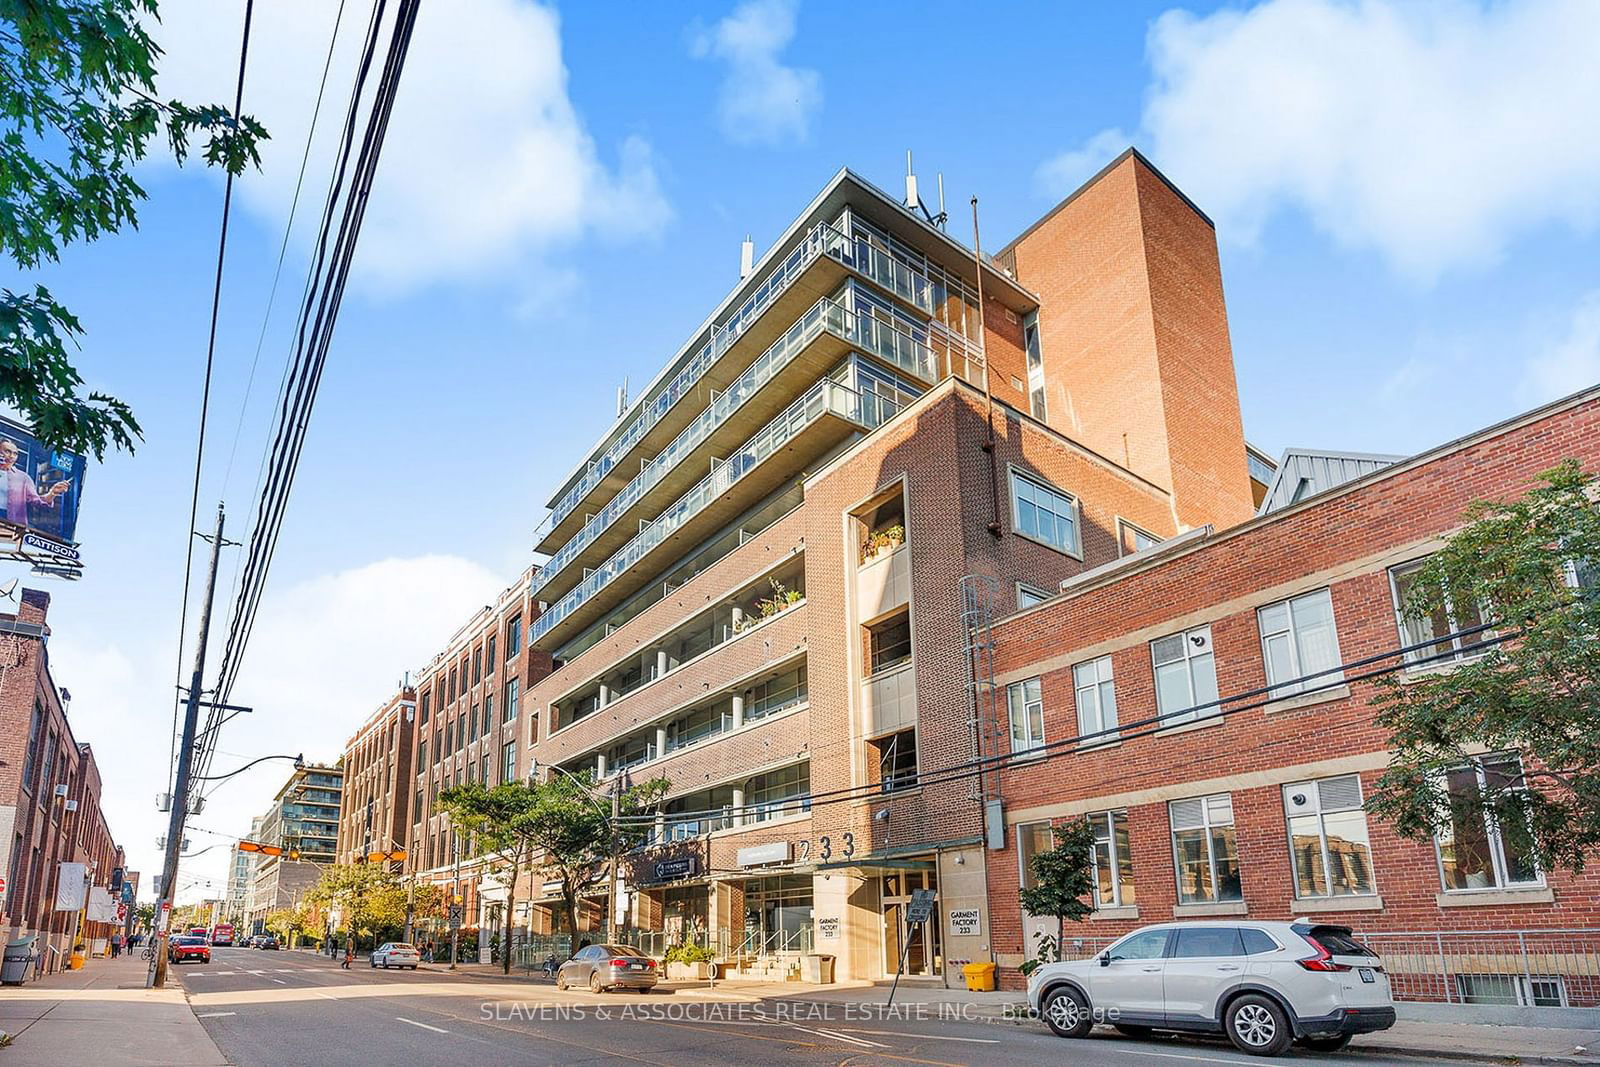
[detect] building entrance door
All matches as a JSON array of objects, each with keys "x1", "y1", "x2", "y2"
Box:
[{"x1": 880, "y1": 868, "x2": 940, "y2": 978}]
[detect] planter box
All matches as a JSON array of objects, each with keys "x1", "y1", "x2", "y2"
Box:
[{"x1": 666, "y1": 960, "x2": 711, "y2": 980}]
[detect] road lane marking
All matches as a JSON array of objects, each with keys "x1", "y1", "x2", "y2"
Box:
[
  {"x1": 195, "y1": 1012, "x2": 236, "y2": 1018},
  {"x1": 793, "y1": 1025, "x2": 881, "y2": 1048},
  {"x1": 837, "y1": 1028, "x2": 999, "y2": 1044},
  {"x1": 271, "y1": 979, "x2": 287, "y2": 984},
  {"x1": 1099, "y1": 1048, "x2": 1253, "y2": 1063},
  {"x1": 396, "y1": 1016, "x2": 449, "y2": 1034}
]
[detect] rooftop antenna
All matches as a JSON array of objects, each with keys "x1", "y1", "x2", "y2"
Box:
[
  {"x1": 616, "y1": 376, "x2": 629, "y2": 419},
  {"x1": 739, "y1": 234, "x2": 754, "y2": 279},
  {"x1": 934, "y1": 173, "x2": 949, "y2": 231},
  {"x1": 904, "y1": 149, "x2": 938, "y2": 226}
]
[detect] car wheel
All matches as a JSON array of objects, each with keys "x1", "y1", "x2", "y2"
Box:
[
  {"x1": 589, "y1": 972, "x2": 604, "y2": 994},
  {"x1": 555, "y1": 974, "x2": 566, "y2": 991},
  {"x1": 1113, "y1": 1024, "x2": 1154, "y2": 1038},
  {"x1": 1041, "y1": 986, "x2": 1094, "y2": 1039},
  {"x1": 1226, "y1": 994, "x2": 1294, "y2": 1056},
  {"x1": 1299, "y1": 1034, "x2": 1353, "y2": 1053}
]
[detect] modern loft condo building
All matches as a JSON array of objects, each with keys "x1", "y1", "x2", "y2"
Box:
[{"x1": 404, "y1": 149, "x2": 1261, "y2": 985}]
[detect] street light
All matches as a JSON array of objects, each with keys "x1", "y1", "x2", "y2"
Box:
[{"x1": 193, "y1": 753, "x2": 305, "y2": 782}]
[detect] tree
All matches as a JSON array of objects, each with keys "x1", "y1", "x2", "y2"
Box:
[
  {"x1": 2, "y1": 0, "x2": 266, "y2": 458},
  {"x1": 517, "y1": 770, "x2": 668, "y2": 956},
  {"x1": 304, "y1": 863, "x2": 408, "y2": 947},
  {"x1": 1368, "y1": 460, "x2": 1600, "y2": 877},
  {"x1": 1017, "y1": 817, "x2": 1097, "y2": 970},
  {"x1": 437, "y1": 782, "x2": 541, "y2": 974},
  {"x1": 263, "y1": 907, "x2": 305, "y2": 946}
]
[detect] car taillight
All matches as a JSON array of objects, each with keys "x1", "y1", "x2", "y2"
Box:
[
  {"x1": 611, "y1": 958, "x2": 630, "y2": 967},
  {"x1": 1296, "y1": 932, "x2": 1352, "y2": 972},
  {"x1": 644, "y1": 959, "x2": 656, "y2": 968}
]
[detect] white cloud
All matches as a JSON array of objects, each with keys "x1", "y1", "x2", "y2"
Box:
[
  {"x1": 1519, "y1": 291, "x2": 1600, "y2": 405},
  {"x1": 1038, "y1": 0, "x2": 1600, "y2": 281},
  {"x1": 1034, "y1": 128, "x2": 1131, "y2": 200},
  {"x1": 149, "y1": 0, "x2": 670, "y2": 290},
  {"x1": 690, "y1": 0, "x2": 821, "y2": 146},
  {"x1": 52, "y1": 554, "x2": 504, "y2": 903}
]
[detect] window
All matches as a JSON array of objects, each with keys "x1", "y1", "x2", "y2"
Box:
[
  {"x1": 1016, "y1": 583, "x2": 1051, "y2": 610},
  {"x1": 1017, "y1": 821, "x2": 1053, "y2": 891},
  {"x1": 1259, "y1": 588, "x2": 1343, "y2": 697},
  {"x1": 470, "y1": 704, "x2": 480, "y2": 742},
  {"x1": 413, "y1": 789, "x2": 423, "y2": 820},
  {"x1": 506, "y1": 614, "x2": 522, "y2": 658},
  {"x1": 1172, "y1": 927, "x2": 1245, "y2": 958},
  {"x1": 866, "y1": 613, "x2": 912, "y2": 675},
  {"x1": 38, "y1": 731, "x2": 56, "y2": 811},
  {"x1": 481, "y1": 753, "x2": 490, "y2": 785},
  {"x1": 1437, "y1": 753, "x2": 1541, "y2": 892},
  {"x1": 501, "y1": 741, "x2": 516, "y2": 785},
  {"x1": 1108, "y1": 928, "x2": 1170, "y2": 961},
  {"x1": 1022, "y1": 311, "x2": 1047, "y2": 420},
  {"x1": 472, "y1": 648, "x2": 482, "y2": 684},
  {"x1": 1390, "y1": 560, "x2": 1490, "y2": 665},
  {"x1": 1029, "y1": 386, "x2": 1047, "y2": 421},
  {"x1": 1240, "y1": 928, "x2": 1278, "y2": 955},
  {"x1": 1073, "y1": 656, "x2": 1117, "y2": 741},
  {"x1": 486, "y1": 634, "x2": 496, "y2": 673},
  {"x1": 420, "y1": 691, "x2": 430, "y2": 726},
  {"x1": 1151, "y1": 626, "x2": 1219, "y2": 725},
  {"x1": 418, "y1": 739, "x2": 428, "y2": 769},
  {"x1": 1006, "y1": 678, "x2": 1045, "y2": 755},
  {"x1": 746, "y1": 663, "x2": 807, "y2": 720},
  {"x1": 448, "y1": 668, "x2": 457, "y2": 701},
  {"x1": 1118, "y1": 520, "x2": 1161, "y2": 556},
  {"x1": 505, "y1": 678, "x2": 519, "y2": 722},
  {"x1": 1170, "y1": 794, "x2": 1241, "y2": 903},
  {"x1": 1011, "y1": 471, "x2": 1079, "y2": 555},
  {"x1": 1456, "y1": 973, "x2": 1567, "y2": 1008},
  {"x1": 1088, "y1": 811, "x2": 1135, "y2": 908},
  {"x1": 21, "y1": 701, "x2": 42, "y2": 792},
  {"x1": 484, "y1": 694, "x2": 495, "y2": 732},
  {"x1": 1023, "y1": 314, "x2": 1043, "y2": 370},
  {"x1": 746, "y1": 763, "x2": 809, "y2": 823},
  {"x1": 877, "y1": 729, "x2": 917, "y2": 792},
  {"x1": 1283, "y1": 775, "x2": 1374, "y2": 898}
]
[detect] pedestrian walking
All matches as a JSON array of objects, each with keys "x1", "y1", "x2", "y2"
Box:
[{"x1": 341, "y1": 937, "x2": 354, "y2": 970}]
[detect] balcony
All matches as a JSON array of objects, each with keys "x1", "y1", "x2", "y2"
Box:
[
  {"x1": 535, "y1": 220, "x2": 986, "y2": 554},
  {"x1": 534, "y1": 367, "x2": 901, "y2": 651},
  {"x1": 862, "y1": 663, "x2": 916, "y2": 738},
  {"x1": 533, "y1": 292, "x2": 948, "y2": 602}
]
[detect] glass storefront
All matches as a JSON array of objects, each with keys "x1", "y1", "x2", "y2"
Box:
[
  {"x1": 881, "y1": 867, "x2": 940, "y2": 978},
  {"x1": 743, "y1": 874, "x2": 814, "y2": 955}
]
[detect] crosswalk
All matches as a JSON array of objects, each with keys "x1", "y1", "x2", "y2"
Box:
[{"x1": 183, "y1": 968, "x2": 299, "y2": 977}]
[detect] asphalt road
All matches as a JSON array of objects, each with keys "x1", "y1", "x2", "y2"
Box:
[{"x1": 177, "y1": 948, "x2": 1458, "y2": 1067}]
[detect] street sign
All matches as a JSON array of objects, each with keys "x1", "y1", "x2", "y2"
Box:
[
  {"x1": 448, "y1": 904, "x2": 463, "y2": 929},
  {"x1": 906, "y1": 888, "x2": 936, "y2": 925}
]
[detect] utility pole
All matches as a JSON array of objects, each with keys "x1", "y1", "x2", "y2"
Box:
[
  {"x1": 149, "y1": 503, "x2": 226, "y2": 989},
  {"x1": 606, "y1": 783, "x2": 620, "y2": 939},
  {"x1": 403, "y1": 877, "x2": 415, "y2": 946},
  {"x1": 448, "y1": 831, "x2": 461, "y2": 969}
]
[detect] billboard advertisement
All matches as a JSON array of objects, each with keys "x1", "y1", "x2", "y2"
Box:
[{"x1": 0, "y1": 414, "x2": 86, "y2": 544}]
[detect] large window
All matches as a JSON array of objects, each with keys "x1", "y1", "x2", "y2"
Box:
[
  {"x1": 747, "y1": 763, "x2": 810, "y2": 823},
  {"x1": 501, "y1": 741, "x2": 516, "y2": 786},
  {"x1": 1017, "y1": 821, "x2": 1053, "y2": 891},
  {"x1": 1151, "y1": 626, "x2": 1219, "y2": 725},
  {"x1": 1259, "y1": 588, "x2": 1343, "y2": 697},
  {"x1": 419, "y1": 691, "x2": 430, "y2": 726},
  {"x1": 1118, "y1": 519, "x2": 1161, "y2": 556},
  {"x1": 1283, "y1": 775, "x2": 1375, "y2": 898},
  {"x1": 505, "y1": 678, "x2": 519, "y2": 722},
  {"x1": 747, "y1": 663, "x2": 807, "y2": 721},
  {"x1": 866, "y1": 613, "x2": 912, "y2": 675},
  {"x1": 1010, "y1": 471, "x2": 1079, "y2": 555},
  {"x1": 1006, "y1": 678, "x2": 1045, "y2": 756},
  {"x1": 1390, "y1": 560, "x2": 1490, "y2": 665},
  {"x1": 1170, "y1": 794, "x2": 1241, "y2": 904},
  {"x1": 877, "y1": 729, "x2": 917, "y2": 792},
  {"x1": 1089, "y1": 810, "x2": 1136, "y2": 909},
  {"x1": 486, "y1": 634, "x2": 496, "y2": 674},
  {"x1": 506, "y1": 614, "x2": 522, "y2": 658},
  {"x1": 1437, "y1": 754, "x2": 1541, "y2": 892},
  {"x1": 472, "y1": 648, "x2": 482, "y2": 684},
  {"x1": 1073, "y1": 656, "x2": 1117, "y2": 741}
]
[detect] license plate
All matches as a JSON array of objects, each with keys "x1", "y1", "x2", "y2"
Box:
[
  {"x1": 630, "y1": 963, "x2": 644, "y2": 970},
  {"x1": 1358, "y1": 967, "x2": 1375, "y2": 983}
]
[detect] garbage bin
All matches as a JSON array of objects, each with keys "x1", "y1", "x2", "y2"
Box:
[
  {"x1": 801, "y1": 953, "x2": 836, "y2": 984},
  {"x1": 962, "y1": 962, "x2": 997, "y2": 991},
  {"x1": 3, "y1": 936, "x2": 37, "y2": 985}
]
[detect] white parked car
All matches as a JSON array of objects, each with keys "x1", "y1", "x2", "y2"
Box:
[
  {"x1": 370, "y1": 942, "x2": 420, "y2": 970},
  {"x1": 1027, "y1": 921, "x2": 1395, "y2": 1056}
]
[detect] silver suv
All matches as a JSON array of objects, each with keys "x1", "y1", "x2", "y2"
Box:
[{"x1": 1026, "y1": 921, "x2": 1395, "y2": 1056}]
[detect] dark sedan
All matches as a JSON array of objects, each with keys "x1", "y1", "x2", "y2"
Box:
[{"x1": 555, "y1": 944, "x2": 658, "y2": 993}]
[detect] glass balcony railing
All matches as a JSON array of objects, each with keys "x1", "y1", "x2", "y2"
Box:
[
  {"x1": 537, "y1": 219, "x2": 983, "y2": 543},
  {"x1": 533, "y1": 369, "x2": 908, "y2": 645},
  {"x1": 532, "y1": 294, "x2": 950, "y2": 596}
]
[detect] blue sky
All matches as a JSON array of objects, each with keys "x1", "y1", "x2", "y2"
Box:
[{"x1": 9, "y1": 0, "x2": 1598, "y2": 901}]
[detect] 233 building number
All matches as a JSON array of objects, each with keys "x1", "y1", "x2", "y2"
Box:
[{"x1": 796, "y1": 832, "x2": 854, "y2": 863}]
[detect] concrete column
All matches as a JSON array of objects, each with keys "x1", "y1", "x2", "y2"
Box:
[
  {"x1": 731, "y1": 787, "x2": 745, "y2": 828},
  {"x1": 656, "y1": 650, "x2": 669, "y2": 678},
  {"x1": 731, "y1": 693, "x2": 745, "y2": 730},
  {"x1": 598, "y1": 684, "x2": 611, "y2": 707},
  {"x1": 596, "y1": 753, "x2": 607, "y2": 779},
  {"x1": 731, "y1": 606, "x2": 745, "y2": 632},
  {"x1": 655, "y1": 725, "x2": 668, "y2": 759},
  {"x1": 654, "y1": 813, "x2": 666, "y2": 844}
]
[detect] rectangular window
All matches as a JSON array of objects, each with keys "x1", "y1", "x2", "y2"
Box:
[
  {"x1": 866, "y1": 613, "x2": 912, "y2": 675},
  {"x1": 418, "y1": 739, "x2": 428, "y2": 769},
  {"x1": 1437, "y1": 753, "x2": 1541, "y2": 892},
  {"x1": 481, "y1": 753, "x2": 490, "y2": 785},
  {"x1": 1089, "y1": 810, "x2": 1136, "y2": 908},
  {"x1": 1118, "y1": 519, "x2": 1161, "y2": 556},
  {"x1": 501, "y1": 741, "x2": 516, "y2": 785},
  {"x1": 486, "y1": 635, "x2": 496, "y2": 674},
  {"x1": 877, "y1": 729, "x2": 917, "y2": 792},
  {"x1": 1073, "y1": 656, "x2": 1117, "y2": 741},
  {"x1": 505, "y1": 678, "x2": 519, "y2": 722},
  {"x1": 448, "y1": 668, "x2": 457, "y2": 701},
  {"x1": 746, "y1": 663, "x2": 807, "y2": 720},
  {"x1": 413, "y1": 789, "x2": 423, "y2": 821},
  {"x1": 1259, "y1": 588, "x2": 1343, "y2": 698},
  {"x1": 1016, "y1": 583, "x2": 1051, "y2": 610},
  {"x1": 1456, "y1": 973, "x2": 1567, "y2": 1008},
  {"x1": 506, "y1": 614, "x2": 522, "y2": 658},
  {"x1": 1010, "y1": 471, "x2": 1080, "y2": 555},
  {"x1": 472, "y1": 648, "x2": 482, "y2": 684},
  {"x1": 746, "y1": 763, "x2": 810, "y2": 822},
  {"x1": 38, "y1": 731, "x2": 57, "y2": 810},
  {"x1": 1390, "y1": 560, "x2": 1490, "y2": 665},
  {"x1": 1283, "y1": 775, "x2": 1375, "y2": 898},
  {"x1": 420, "y1": 691, "x2": 431, "y2": 726},
  {"x1": 1151, "y1": 626, "x2": 1219, "y2": 725},
  {"x1": 1006, "y1": 678, "x2": 1045, "y2": 755},
  {"x1": 1018, "y1": 821, "x2": 1053, "y2": 891},
  {"x1": 1170, "y1": 794, "x2": 1242, "y2": 904},
  {"x1": 21, "y1": 701, "x2": 42, "y2": 792},
  {"x1": 470, "y1": 704, "x2": 480, "y2": 742},
  {"x1": 1030, "y1": 386, "x2": 1047, "y2": 421}
]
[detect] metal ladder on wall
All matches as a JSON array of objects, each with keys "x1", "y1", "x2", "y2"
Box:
[{"x1": 959, "y1": 575, "x2": 1003, "y2": 832}]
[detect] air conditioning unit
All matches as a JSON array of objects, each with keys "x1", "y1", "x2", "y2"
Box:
[
  {"x1": 64, "y1": 799, "x2": 78, "y2": 812},
  {"x1": 53, "y1": 783, "x2": 69, "y2": 798}
]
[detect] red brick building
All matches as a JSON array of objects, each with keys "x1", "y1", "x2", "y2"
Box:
[
  {"x1": 985, "y1": 388, "x2": 1600, "y2": 1008},
  {"x1": 1, "y1": 589, "x2": 128, "y2": 976},
  {"x1": 336, "y1": 686, "x2": 416, "y2": 867}
]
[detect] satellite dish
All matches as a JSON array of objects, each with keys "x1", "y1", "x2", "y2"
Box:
[{"x1": 0, "y1": 578, "x2": 20, "y2": 613}]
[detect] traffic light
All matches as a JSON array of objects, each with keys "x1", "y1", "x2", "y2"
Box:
[
  {"x1": 365, "y1": 849, "x2": 406, "y2": 863},
  {"x1": 287, "y1": 848, "x2": 301, "y2": 861}
]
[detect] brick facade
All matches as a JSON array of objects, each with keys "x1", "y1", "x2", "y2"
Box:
[{"x1": 335, "y1": 687, "x2": 416, "y2": 866}]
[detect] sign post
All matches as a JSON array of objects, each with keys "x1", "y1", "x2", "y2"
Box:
[{"x1": 886, "y1": 888, "x2": 937, "y2": 1009}]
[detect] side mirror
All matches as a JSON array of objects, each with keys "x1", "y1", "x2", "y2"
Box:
[{"x1": 1098, "y1": 952, "x2": 1111, "y2": 967}]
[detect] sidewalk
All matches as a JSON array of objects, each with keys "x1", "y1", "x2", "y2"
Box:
[
  {"x1": 0, "y1": 953, "x2": 227, "y2": 1066},
  {"x1": 416, "y1": 958, "x2": 1600, "y2": 1065}
]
